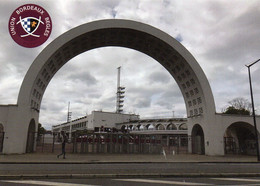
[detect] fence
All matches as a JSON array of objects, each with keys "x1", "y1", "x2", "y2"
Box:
[
  {"x1": 224, "y1": 137, "x2": 257, "y2": 155},
  {"x1": 36, "y1": 132, "x2": 188, "y2": 155},
  {"x1": 73, "y1": 134, "x2": 163, "y2": 154}
]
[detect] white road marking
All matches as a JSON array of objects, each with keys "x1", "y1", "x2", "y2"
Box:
[
  {"x1": 212, "y1": 178, "x2": 260, "y2": 182},
  {"x1": 114, "y1": 178, "x2": 213, "y2": 185},
  {"x1": 3, "y1": 180, "x2": 99, "y2": 186}
]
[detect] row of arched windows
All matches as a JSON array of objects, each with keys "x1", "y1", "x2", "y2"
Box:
[{"x1": 121, "y1": 123, "x2": 187, "y2": 131}]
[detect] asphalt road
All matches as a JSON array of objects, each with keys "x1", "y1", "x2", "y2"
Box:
[
  {"x1": 1, "y1": 177, "x2": 260, "y2": 185},
  {"x1": 0, "y1": 162, "x2": 260, "y2": 176}
]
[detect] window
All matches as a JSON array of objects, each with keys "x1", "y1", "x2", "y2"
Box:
[
  {"x1": 186, "y1": 81, "x2": 191, "y2": 88},
  {"x1": 185, "y1": 70, "x2": 191, "y2": 76},
  {"x1": 33, "y1": 89, "x2": 36, "y2": 96},
  {"x1": 171, "y1": 68, "x2": 176, "y2": 74},
  {"x1": 190, "y1": 90, "x2": 194, "y2": 96},
  {"x1": 190, "y1": 78, "x2": 195, "y2": 85},
  {"x1": 197, "y1": 97, "x2": 202, "y2": 104}
]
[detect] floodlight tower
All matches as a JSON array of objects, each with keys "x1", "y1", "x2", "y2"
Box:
[
  {"x1": 116, "y1": 66, "x2": 125, "y2": 113},
  {"x1": 67, "y1": 101, "x2": 72, "y2": 122}
]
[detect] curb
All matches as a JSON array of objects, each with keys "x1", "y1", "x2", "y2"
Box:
[
  {"x1": 0, "y1": 161, "x2": 259, "y2": 164},
  {"x1": 1, "y1": 173, "x2": 260, "y2": 180}
]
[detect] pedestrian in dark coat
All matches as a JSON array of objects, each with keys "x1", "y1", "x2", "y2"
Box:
[{"x1": 57, "y1": 132, "x2": 67, "y2": 159}]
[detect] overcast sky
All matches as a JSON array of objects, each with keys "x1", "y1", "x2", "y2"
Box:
[{"x1": 1, "y1": 0, "x2": 260, "y2": 130}]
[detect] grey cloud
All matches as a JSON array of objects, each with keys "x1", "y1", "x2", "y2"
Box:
[
  {"x1": 148, "y1": 71, "x2": 171, "y2": 84},
  {"x1": 132, "y1": 97, "x2": 151, "y2": 108},
  {"x1": 154, "y1": 88, "x2": 183, "y2": 109},
  {"x1": 88, "y1": 93, "x2": 102, "y2": 99},
  {"x1": 68, "y1": 71, "x2": 98, "y2": 86},
  {"x1": 203, "y1": 5, "x2": 260, "y2": 64},
  {"x1": 1, "y1": 0, "x2": 260, "y2": 128},
  {"x1": 94, "y1": 95, "x2": 115, "y2": 110}
]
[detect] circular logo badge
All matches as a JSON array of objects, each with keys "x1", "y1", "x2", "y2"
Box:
[{"x1": 8, "y1": 4, "x2": 52, "y2": 48}]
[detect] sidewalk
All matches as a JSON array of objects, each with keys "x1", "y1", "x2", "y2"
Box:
[
  {"x1": 0, "y1": 153, "x2": 259, "y2": 179},
  {"x1": 0, "y1": 153, "x2": 258, "y2": 164}
]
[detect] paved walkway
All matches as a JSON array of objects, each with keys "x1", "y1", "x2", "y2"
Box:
[
  {"x1": 0, "y1": 153, "x2": 258, "y2": 163},
  {"x1": 0, "y1": 153, "x2": 259, "y2": 179}
]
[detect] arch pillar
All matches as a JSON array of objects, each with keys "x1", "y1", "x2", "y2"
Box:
[
  {"x1": 188, "y1": 114, "x2": 224, "y2": 156},
  {"x1": 1, "y1": 105, "x2": 38, "y2": 154}
]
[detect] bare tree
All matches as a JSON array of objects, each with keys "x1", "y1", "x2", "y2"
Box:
[
  {"x1": 223, "y1": 97, "x2": 251, "y2": 115},
  {"x1": 228, "y1": 97, "x2": 252, "y2": 112}
]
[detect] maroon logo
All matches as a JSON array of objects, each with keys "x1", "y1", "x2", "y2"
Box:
[{"x1": 8, "y1": 4, "x2": 52, "y2": 48}]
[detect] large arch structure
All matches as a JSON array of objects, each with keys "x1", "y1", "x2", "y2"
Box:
[
  {"x1": 2, "y1": 19, "x2": 218, "y2": 154},
  {"x1": 18, "y1": 19, "x2": 216, "y2": 116}
]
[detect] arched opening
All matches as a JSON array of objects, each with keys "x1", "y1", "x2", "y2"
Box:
[
  {"x1": 156, "y1": 124, "x2": 165, "y2": 130},
  {"x1": 136, "y1": 124, "x2": 141, "y2": 131},
  {"x1": 224, "y1": 122, "x2": 258, "y2": 155},
  {"x1": 121, "y1": 125, "x2": 126, "y2": 131},
  {"x1": 166, "y1": 123, "x2": 177, "y2": 130},
  {"x1": 145, "y1": 124, "x2": 154, "y2": 130},
  {"x1": 15, "y1": 19, "x2": 216, "y2": 154},
  {"x1": 129, "y1": 125, "x2": 133, "y2": 131},
  {"x1": 139, "y1": 125, "x2": 144, "y2": 131},
  {"x1": 179, "y1": 123, "x2": 187, "y2": 130},
  {"x1": 26, "y1": 119, "x2": 36, "y2": 153},
  {"x1": 0, "y1": 123, "x2": 4, "y2": 153},
  {"x1": 191, "y1": 124, "x2": 205, "y2": 154}
]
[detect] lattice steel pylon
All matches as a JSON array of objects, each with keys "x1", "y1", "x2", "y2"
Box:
[
  {"x1": 116, "y1": 66, "x2": 125, "y2": 113},
  {"x1": 67, "y1": 101, "x2": 72, "y2": 122}
]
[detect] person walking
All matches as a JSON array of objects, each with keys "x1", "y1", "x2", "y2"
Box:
[{"x1": 57, "y1": 131, "x2": 67, "y2": 159}]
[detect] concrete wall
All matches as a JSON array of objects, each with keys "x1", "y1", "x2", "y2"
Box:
[
  {"x1": 0, "y1": 105, "x2": 38, "y2": 154},
  {"x1": 187, "y1": 113, "x2": 260, "y2": 156},
  {"x1": 52, "y1": 111, "x2": 139, "y2": 132},
  {"x1": 92, "y1": 111, "x2": 139, "y2": 130}
]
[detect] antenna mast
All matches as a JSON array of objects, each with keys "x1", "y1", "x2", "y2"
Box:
[{"x1": 116, "y1": 66, "x2": 125, "y2": 113}]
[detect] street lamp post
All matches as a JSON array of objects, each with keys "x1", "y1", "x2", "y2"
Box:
[{"x1": 246, "y1": 59, "x2": 260, "y2": 161}]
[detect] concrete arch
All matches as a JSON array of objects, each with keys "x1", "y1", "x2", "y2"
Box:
[
  {"x1": 166, "y1": 123, "x2": 177, "y2": 130},
  {"x1": 1, "y1": 19, "x2": 216, "y2": 154},
  {"x1": 179, "y1": 123, "x2": 188, "y2": 130},
  {"x1": 136, "y1": 124, "x2": 141, "y2": 131},
  {"x1": 129, "y1": 125, "x2": 133, "y2": 130},
  {"x1": 156, "y1": 124, "x2": 165, "y2": 130},
  {"x1": 224, "y1": 121, "x2": 259, "y2": 135},
  {"x1": 145, "y1": 124, "x2": 154, "y2": 130},
  {"x1": 121, "y1": 125, "x2": 126, "y2": 131},
  {"x1": 17, "y1": 19, "x2": 215, "y2": 118},
  {"x1": 224, "y1": 121, "x2": 259, "y2": 155}
]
